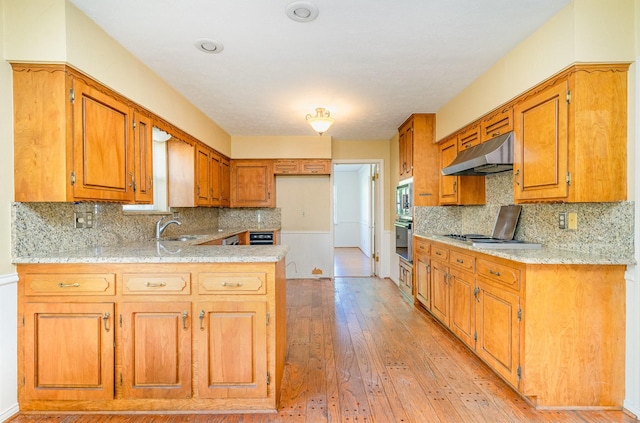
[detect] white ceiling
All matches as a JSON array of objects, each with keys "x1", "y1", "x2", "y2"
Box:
[{"x1": 69, "y1": 0, "x2": 570, "y2": 141}]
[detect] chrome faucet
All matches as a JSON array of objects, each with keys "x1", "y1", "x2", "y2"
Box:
[{"x1": 155, "y1": 216, "x2": 182, "y2": 239}]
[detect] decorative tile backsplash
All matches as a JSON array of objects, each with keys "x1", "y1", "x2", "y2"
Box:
[
  {"x1": 414, "y1": 172, "x2": 634, "y2": 259},
  {"x1": 12, "y1": 202, "x2": 281, "y2": 258}
]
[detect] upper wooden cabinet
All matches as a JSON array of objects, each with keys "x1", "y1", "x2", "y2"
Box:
[
  {"x1": 513, "y1": 64, "x2": 629, "y2": 203},
  {"x1": 405, "y1": 114, "x2": 439, "y2": 206},
  {"x1": 132, "y1": 110, "x2": 154, "y2": 204},
  {"x1": 230, "y1": 160, "x2": 276, "y2": 208},
  {"x1": 458, "y1": 122, "x2": 481, "y2": 150},
  {"x1": 480, "y1": 106, "x2": 513, "y2": 142},
  {"x1": 398, "y1": 118, "x2": 414, "y2": 179},
  {"x1": 12, "y1": 63, "x2": 144, "y2": 203},
  {"x1": 273, "y1": 159, "x2": 331, "y2": 175},
  {"x1": 438, "y1": 135, "x2": 485, "y2": 206},
  {"x1": 220, "y1": 156, "x2": 231, "y2": 208}
]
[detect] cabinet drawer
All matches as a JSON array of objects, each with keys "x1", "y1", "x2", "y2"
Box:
[
  {"x1": 122, "y1": 273, "x2": 190, "y2": 295},
  {"x1": 431, "y1": 245, "x2": 449, "y2": 261},
  {"x1": 449, "y1": 250, "x2": 475, "y2": 273},
  {"x1": 477, "y1": 258, "x2": 520, "y2": 290},
  {"x1": 198, "y1": 272, "x2": 267, "y2": 294},
  {"x1": 24, "y1": 273, "x2": 115, "y2": 296},
  {"x1": 414, "y1": 238, "x2": 430, "y2": 256}
]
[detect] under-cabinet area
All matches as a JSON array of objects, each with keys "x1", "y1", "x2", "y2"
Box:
[
  {"x1": 16, "y1": 260, "x2": 286, "y2": 413},
  {"x1": 412, "y1": 235, "x2": 626, "y2": 409}
]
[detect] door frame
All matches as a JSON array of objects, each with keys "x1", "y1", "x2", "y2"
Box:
[{"x1": 331, "y1": 159, "x2": 385, "y2": 277}]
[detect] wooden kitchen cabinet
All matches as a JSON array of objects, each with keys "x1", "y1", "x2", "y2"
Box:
[
  {"x1": 480, "y1": 106, "x2": 513, "y2": 142},
  {"x1": 17, "y1": 261, "x2": 287, "y2": 412},
  {"x1": 23, "y1": 302, "x2": 115, "y2": 400},
  {"x1": 513, "y1": 63, "x2": 629, "y2": 203},
  {"x1": 273, "y1": 159, "x2": 331, "y2": 175},
  {"x1": 398, "y1": 118, "x2": 414, "y2": 179},
  {"x1": 413, "y1": 237, "x2": 626, "y2": 408},
  {"x1": 273, "y1": 159, "x2": 299, "y2": 174},
  {"x1": 12, "y1": 63, "x2": 144, "y2": 203},
  {"x1": 220, "y1": 155, "x2": 231, "y2": 207},
  {"x1": 120, "y1": 302, "x2": 192, "y2": 399},
  {"x1": 398, "y1": 258, "x2": 413, "y2": 300},
  {"x1": 231, "y1": 160, "x2": 275, "y2": 208},
  {"x1": 438, "y1": 135, "x2": 485, "y2": 205},
  {"x1": 196, "y1": 143, "x2": 224, "y2": 207},
  {"x1": 132, "y1": 110, "x2": 154, "y2": 204},
  {"x1": 413, "y1": 238, "x2": 431, "y2": 309},
  {"x1": 195, "y1": 301, "x2": 268, "y2": 399},
  {"x1": 458, "y1": 122, "x2": 481, "y2": 150},
  {"x1": 402, "y1": 114, "x2": 439, "y2": 206}
]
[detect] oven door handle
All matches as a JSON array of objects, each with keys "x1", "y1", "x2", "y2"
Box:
[{"x1": 394, "y1": 220, "x2": 412, "y2": 229}]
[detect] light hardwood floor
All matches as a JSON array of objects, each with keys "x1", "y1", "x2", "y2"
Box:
[
  {"x1": 9, "y1": 277, "x2": 638, "y2": 423},
  {"x1": 334, "y1": 247, "x2": 371, "y2": 277}
]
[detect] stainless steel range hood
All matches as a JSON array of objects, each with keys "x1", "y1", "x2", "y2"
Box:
[{"x1": 441, "y1": 131, "x2": 514, "y2": 176}]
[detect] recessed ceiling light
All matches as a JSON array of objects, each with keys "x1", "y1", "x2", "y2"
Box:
[
  {"x1": 195, "y1": 39, "x2": 224, "y2": 54},
  {"x1": 286, "y1": 1, "x2": 319, "y2": 22}
]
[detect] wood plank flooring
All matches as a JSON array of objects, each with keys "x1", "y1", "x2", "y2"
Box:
[
  {"x1": 9, "y1": 277, "x2": 637, "y2": 423},
  {"x1": 334, "y1": 247, "x2": 371, "y2": 277}
]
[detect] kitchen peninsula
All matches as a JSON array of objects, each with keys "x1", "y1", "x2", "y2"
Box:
[{"x1": 13, "y1": 241, "x2": 288, "y2": 413}]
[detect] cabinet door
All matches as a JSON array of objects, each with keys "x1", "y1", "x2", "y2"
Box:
[
  {"x1": 72, "y1": 77, "x2": 134, "y2": 202},
  {"x1": 23, "y1": 302, "x2": 114, "y2": 400},
  {"x1": 458, "y1": 124, "x2": 481, "y2": 150},
  {"x1": 195, "y1": 301, "x2": 268, "y2": 399},
  {"x1": 403, "y1": 124, "x2": 413, "y2": 178},
  {"x1": 230, "y1": 160, "x2": 275, "y2": 207},
  {"x1": 133, "y1": 111, "x2": 154, "y2": 204},
  {"x1": 273, "y1": 160, "x2": 299, "y2": 174},
  {"x1": 196, "y1": 144, "x2": 211, "y2": 206},
  {"x1": 513, "y1": 80, "x2": 569, "y2": 202},
  {"x1": 398, "y1": 260, "x2": 413, "y2": 299},
  {"x1": 481, "y1": 106, "x2": 513, "y2": 142},
  {"x1": 220, "y1": 156, "x2": 231, "y2": 207},
  {"x1": 120, "y1": 302, "x2": 192, "y2": 398},
  {"x1": 300, "y1": 159, "x2": 331, "y2": 175},
  {"x1": 430, "y1": 261, "x2": 450, "y2": 326},
  {"x1": 449, "y1": 268, "x2": 475, "y2": 347},
  {"x1": 475, "y1": 280, "x2": 521, "y2": 388},
  {"x1": 438, "y1": 137, "x2": 458, "y2": 205},
  {"x1": 415, "y1": 254, "x2": 431, "y2": 310},
  {"x1": 209, "y1": 151, "x2": 222, "y2": 206}
]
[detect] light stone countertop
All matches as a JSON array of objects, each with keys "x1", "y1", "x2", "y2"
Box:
[
  {"x1": 420, "y1": 235, "x2": 635, "y2": 266},
  {"x1": 13, "y1": 227, "x2": 287, "y2": 264}
]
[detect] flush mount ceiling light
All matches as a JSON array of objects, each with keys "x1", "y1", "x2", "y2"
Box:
[
  {"x1": 195, "y1": 38, "x2": 224, "y2": 54},
  {"x1": 286, "y1": 1, "x2": 319, "y2": 22},
  {"x1": 306, "y1": 108, "x2": 334, "y2": 135}
]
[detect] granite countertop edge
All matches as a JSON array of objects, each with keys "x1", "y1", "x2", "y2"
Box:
[
  {"x1": 417, "y1": 234, "x2": 636, "y2": 266},
  {"x1": 13, "y1": 227, "x2": 289, "y2": 265}
]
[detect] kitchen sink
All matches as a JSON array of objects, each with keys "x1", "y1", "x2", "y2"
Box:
[{"x1": 162, "y1": 235, "x2": 198, "y2": 242}]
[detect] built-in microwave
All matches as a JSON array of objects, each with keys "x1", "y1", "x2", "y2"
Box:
[{"x1": 396, "y1": 182, "x2": 413, "y2": 219}]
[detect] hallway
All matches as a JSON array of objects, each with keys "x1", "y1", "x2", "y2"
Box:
[{"x1": 334, "y1": 247, "x2": 371, "y2": 277}]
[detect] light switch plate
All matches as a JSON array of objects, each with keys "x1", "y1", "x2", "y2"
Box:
[{"x1": 568, "y1": 212, "x2": 577, "y2": 230}]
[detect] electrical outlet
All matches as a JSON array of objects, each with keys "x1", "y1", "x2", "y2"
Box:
[
  {"x1": 568, "y1": 212, "x2": 577, "y2": 230},
  {"x1": 74, "y1": 212, "x2": 94, "y2": 229},
  {"x1": 558, "y1": 212, "x2": 567, "y2": 229}
]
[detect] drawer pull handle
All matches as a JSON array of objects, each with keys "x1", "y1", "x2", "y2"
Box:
[
  {"x1": 199, "y1": 310, "x2": 206, "y2": 331},
  {"x1": 146, "y1": 282, "x2": 167, "y2": 288},
  {"x1": 58, "y1": 282, "x2": 80, "y2": 288},
  {"x1": 489, "y1": 269, "x2": 501, "y2": 277},
  {"x1": 182, "y1": 311, "x2": 188, "y2": 330},
  {"x1": 456, "y1": 258, "x2": 464, "y2": 264},
  {"x1": 221, "y1": 281, "x2": 243, "y2": 287},
  {"x1": 103, "y1": 312, "x2": 110, "y2": 332},
  {"x1": 435, "y1": 252, "x2": 442, "y2": 256}
]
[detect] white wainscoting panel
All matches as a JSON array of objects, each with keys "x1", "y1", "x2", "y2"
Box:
[
  {"x1": 281, "y1": 231, "x2": 334, "y2": 279},
  {"x1": 0, "y1": 273, "x2": 18, "y2": 422}
]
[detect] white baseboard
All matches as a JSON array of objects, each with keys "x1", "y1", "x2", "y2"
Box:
[{"x1": 1, "y1": 404, "x2": 19, "y2": 422}]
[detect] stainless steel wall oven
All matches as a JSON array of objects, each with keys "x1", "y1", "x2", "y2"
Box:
[{"x1": 394, "y1": 219, "x2": 412, "y2": 262}]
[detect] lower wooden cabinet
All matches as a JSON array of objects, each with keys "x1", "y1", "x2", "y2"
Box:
[
  {"x1": 17, "y1": 261, "x2": 286, "y2": 413},
  {"x1": 413, "y1": 236, "x2": 626, "y2": 409},
  {"x1": 398, "y1": 258, "x2": 413, "y2": 299},
  {"x1": 196, "y1": 301, "x2": 267, "y2": 399},
  {"x1": 23, "y1": 302, "x2": 115, "y2": 401},
  {"x1": 120, "y1": 302, "x2": 192, "y2": 399}
]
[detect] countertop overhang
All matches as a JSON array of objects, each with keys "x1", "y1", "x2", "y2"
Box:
[{"x1": 420, "y1": 234, "x2": 635, "y2": 266}]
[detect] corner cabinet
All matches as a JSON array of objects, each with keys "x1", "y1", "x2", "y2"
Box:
[
  {"x1": 513, "y1": 63, "x2": 629, "y2": 203},
  {"x1": 12, "y1": 63, "x2": 147, "y2": 203},
  {"x1": 231, "y1": 160, "x2": 276, "y2": 208},
  {"x1": 17, "y1": 261, "x2": 286, "y2": 412},
  {"x1": 413, "y1": 236, "x2": 626, "y2": 409}
]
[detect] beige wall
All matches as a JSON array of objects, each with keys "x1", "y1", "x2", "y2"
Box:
[
  {"x1": 276, "y1": 176, "x2": 331, "y2": 231},
  {"x1": 3, "y1": 0, "x2": 231, "y2": 155},
  {"x1": 0, "y1": 2, "x2": 14, "y2": 275},
  {"x1": 436, "y1": 0, "x2": 636, "y2": 140},
  {"x1": 231, "y1": 135, "x2": 331, "y2": 159}
]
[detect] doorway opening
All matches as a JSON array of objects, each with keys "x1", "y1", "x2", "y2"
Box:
[{"x1": 332, "y1": 161, "x2": 382, "y2": 277}]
